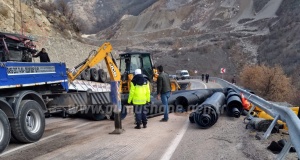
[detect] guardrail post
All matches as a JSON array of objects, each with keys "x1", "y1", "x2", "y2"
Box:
[
  {"x1": 214, "y1": 77, "x2": 300, "y2": 158},
  {"x1": 263, "y1": 115, "x2": 280, "y2": 140},
  {"x1": 246, "y1": 104, "x2": 256, "y2": 119},
  {"x1": 109, "y1": 81, "x2": 124, "y2": 134},
  {"x1": 276, "y1": 137, "x2": 292, "y2": 160}
]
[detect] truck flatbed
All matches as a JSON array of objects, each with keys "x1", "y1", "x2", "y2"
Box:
[{"x1": 0, "y1": 62, "x2": 68, "y2": 90}]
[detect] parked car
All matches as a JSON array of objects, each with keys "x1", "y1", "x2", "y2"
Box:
[{"x1": 176, "y1": 70, "x2": 190, "y2": 80}]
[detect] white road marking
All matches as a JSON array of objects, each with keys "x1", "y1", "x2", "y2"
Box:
[
  {"x1": 74, "y1": 122, "x2": 91, "y2": 129},
  {"x1": 200, "y1": 81, "x2": 207, "y2": 89},
  {"x1": 160, "y1": 119, "x2": 189, "y2": 160},
  {"x1": 0, "y1": 133, "x2": 61, "y2": 157}
]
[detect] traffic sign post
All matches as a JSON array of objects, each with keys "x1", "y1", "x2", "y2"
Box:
[{"x1": 220, "y1": 68, "x2": 226, "y2": 79}]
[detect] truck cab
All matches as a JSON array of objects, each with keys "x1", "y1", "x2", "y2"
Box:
[{"x1": 176, "y1": 70, "x2": 190, "y2": 80}]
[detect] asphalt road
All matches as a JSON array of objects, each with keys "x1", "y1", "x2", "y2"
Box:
[{"x1": 0, "y1": 79, "x2": 297, "y2": 160}]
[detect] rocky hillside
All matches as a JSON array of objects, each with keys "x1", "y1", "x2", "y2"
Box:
[
  {"x1": 65, "y1": 0, "x2": 158, "y2": 34},
  {"x1": 77, "y1": 0, "x2": 299, "y2": 82},
  {"x1": 0, "y1": 0, "x2": 106, "y2": 69},
  {"x1": 0, "y1": 0, "x2": 299, "y2": 84}
]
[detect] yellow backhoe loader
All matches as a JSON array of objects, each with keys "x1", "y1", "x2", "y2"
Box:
[{"x1": 67, "y1": 42, "x2": 181, "y2": 95}]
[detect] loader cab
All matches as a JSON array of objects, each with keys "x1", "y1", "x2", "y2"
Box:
[
  {"x1": 119, "y1": 53, "x2": 154, "y2": 93},
  {"x1": 119, "y1": 53, "x2": 154, "y2": 81}
]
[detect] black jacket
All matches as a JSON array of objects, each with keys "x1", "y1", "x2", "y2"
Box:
[
  {"x1": 132, "y1": 74, "x2": 147, "y2": 86},
  {"x1": 33, "y1": 51, "x2": 50, "y2": 62}
]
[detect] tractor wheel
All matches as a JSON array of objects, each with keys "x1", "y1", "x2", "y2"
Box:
[
  {"x1": 98, "y1": 69, "x2": 107, "y2": 83},
  {"x1": 90, "y1": 68, "x2": 100, "y2": 82},
  {"x1": 81, "y1": 69, "x2": 91, "y2": 81}
]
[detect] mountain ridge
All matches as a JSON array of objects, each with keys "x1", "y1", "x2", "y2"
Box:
[{"x1": 0, "y1": 0, "x2": 299, "y2": 82}]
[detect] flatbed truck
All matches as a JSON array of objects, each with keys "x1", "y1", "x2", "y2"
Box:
[{"x1": 0, "y1": 42, "x2": 117, "y2": 153}]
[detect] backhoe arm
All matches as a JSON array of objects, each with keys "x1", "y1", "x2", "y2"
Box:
[{"x1": 67, "y1": 42, "x2": 121, "y2": 82}]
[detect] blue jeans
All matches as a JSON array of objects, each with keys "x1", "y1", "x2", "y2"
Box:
[{"x1": 161, "y1": 91, "x2": 171, "y2": 120}]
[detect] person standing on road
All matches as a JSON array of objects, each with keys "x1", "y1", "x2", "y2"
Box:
[
  {"x1": 128, "y1": 69, "x2": 150, "y2": 129},
  {"x1": 205, "y1": 73, "x2": 209, "y2": 83},
  {"x1": 32, "y1": 48, "x2": 50, "y2": 62},
  {"x1": 231, "y1": 76, "x2": 236, "y2": 84},
  {"x1": 156, "y1": 65, "x2": 171, "y2": 122},
  {"x1": 201, "y1": 74, "x2": 204, "y2": 81}
]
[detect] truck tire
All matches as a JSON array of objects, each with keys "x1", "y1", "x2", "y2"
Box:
[
  {"x1": 75, "y1": 72, "x2": 82, "y2": 80},
  {"x1": 98, "y1": 69, "x2": 107, "y2": 83},
  {"x1": 81, "y1": 69, "x2": 91, "y2": 81},
  {"x1": 90, "y1": 68, "x2": 100, "y2": 82},
  {"x1": 0, "y1": 109, "x2": 10, "y2": 153},
  {"x1": 10, "y1": 100, "x2": 45, "y2": 143}
]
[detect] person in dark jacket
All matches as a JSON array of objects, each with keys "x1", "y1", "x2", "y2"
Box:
[
  {"x1": 156, "y1": 65, "x2": 171, "y2": 122},
  {"x1": 205, "y1": 73, "x2": 209, "y2": 83},
  {"x1": 231, "y1": 76, "x2": 236, "y2": 84},
  {"x1": 128, "y1": 69, "x2": 150, "y2": 129},
  {"x1": 201, "y1": 74, "x2": 204, "y2": 81},
  {"x1": 33, "y1": 48, "x2": 50, "y2": 62}
]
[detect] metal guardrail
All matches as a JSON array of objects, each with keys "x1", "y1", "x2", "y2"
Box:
[{"x1": 205, "y1": 77, "x2": 300, "y2": 160}]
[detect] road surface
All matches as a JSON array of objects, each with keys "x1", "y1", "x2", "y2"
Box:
[{"x1": 0, "y1": 79, "x2": 297, "y2": 160}]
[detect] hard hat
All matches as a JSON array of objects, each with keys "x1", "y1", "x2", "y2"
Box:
[{"x1": 135, "y1": 69, "x2": 142, "y2": 75}]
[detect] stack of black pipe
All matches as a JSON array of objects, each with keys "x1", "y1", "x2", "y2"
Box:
[
  {"x1": 174, "y1": 88, "x2": 226, "y2": 112},
  {"x1": 174, "y1": 90, "x2": 214, "y2": 112},
  {"x1": 190, "y1": 92, "x2": 226, "y2": 128},
  {"x1": 147, "y1": 88, "x2": 225, "y2": 117},
  {"x1": 226, "y1": 88, "x2": 243, "y2": 118}
]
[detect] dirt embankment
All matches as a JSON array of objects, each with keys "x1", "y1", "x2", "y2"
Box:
[{"x1": 0, "y1": 0, "x2": 107, "y2": 69}]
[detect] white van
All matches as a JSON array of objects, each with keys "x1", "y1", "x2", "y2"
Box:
[{"x1": 176, "y1": 70, "x2": 190, "y2": 80}]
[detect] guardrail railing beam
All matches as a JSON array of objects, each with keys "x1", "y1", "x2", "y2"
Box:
[{"x1": 210, "y1": 77, "x2": 300, "y2": 158}]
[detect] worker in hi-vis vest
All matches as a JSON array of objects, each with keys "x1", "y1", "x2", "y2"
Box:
[{"x1": 128, "y1": 69, "x2": 150, "y2": 129}]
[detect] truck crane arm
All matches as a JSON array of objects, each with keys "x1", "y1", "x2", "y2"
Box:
[{"x1": 67, "y1": 42, "x2": 121, "y2": 82}]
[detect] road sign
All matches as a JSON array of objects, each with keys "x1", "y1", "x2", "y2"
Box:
[{"x1": 220, "y1": 68, "x2": 226, "y2": 74}]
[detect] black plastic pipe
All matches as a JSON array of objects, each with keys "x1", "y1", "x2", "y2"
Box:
[
  {"x1": 121, "y1": 88, "x2": 226, "y2": 118},
  {"x1": 174, "y1": 88, "x2": 226, "y2": 112},
  {"x1": 226, "y1": 91, "x2": 243, "y2": 118},
  {"x1": 226, "y1": 87, "x2": 236, "y2": 95},
  {"x1": 192, "y1": 92, "x2": 226, "y2": 129}
]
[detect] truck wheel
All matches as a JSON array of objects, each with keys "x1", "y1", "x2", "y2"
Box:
[
  {"x1": 75, "y1": 72, "x2": 82, "y2": 80},
  {"x1": 10, "y1": 100, "x2": 45, "y2": 143},
  {"x1": 90, "y1": 68, "x2": 100, "y2": 82},
  {"x1": 98, "y1": 69, "x2": 107, "y2": 83},
  {"x1": 0, "y1": 109, "x2": 10, "y2": 153},
  {"x1": 81, "y1": 69, "x2": 91, "y2": 81}
]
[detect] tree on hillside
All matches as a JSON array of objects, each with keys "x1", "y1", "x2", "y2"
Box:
[{"x1": 239, "y1": 64, "x2": 295, "y2": 102}]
